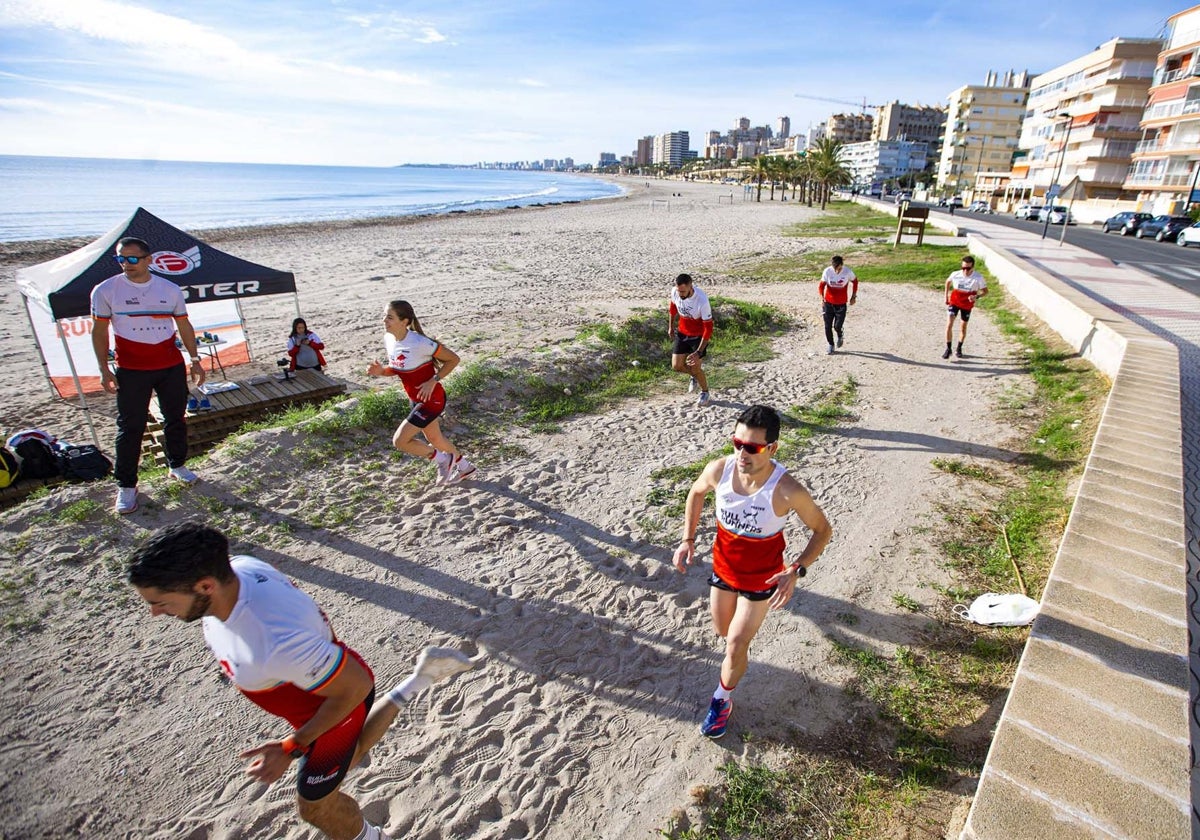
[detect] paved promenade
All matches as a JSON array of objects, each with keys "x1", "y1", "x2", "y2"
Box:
[{"x1": 922, "y1": 212, "x2": 1200, "y2": 839}]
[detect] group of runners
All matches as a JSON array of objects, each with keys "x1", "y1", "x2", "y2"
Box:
[{"x1": 101, "y1": 234, "x2": 985, "y2": 838}]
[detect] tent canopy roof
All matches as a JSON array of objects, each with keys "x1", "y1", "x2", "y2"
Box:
[{"x1": 17, "y1": 207, "x2": 296, "y2": 320}]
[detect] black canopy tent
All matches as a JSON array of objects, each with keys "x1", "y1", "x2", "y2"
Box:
[{"x1": 17, "y1": 207, "x2": 301, "y2": 445}]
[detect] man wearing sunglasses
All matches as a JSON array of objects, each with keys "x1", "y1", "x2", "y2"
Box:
[
  {"x1": 672, "y1": 405, "x2": 832, "y2": 738},
  {"x1": 943, "y1": 255, "x2": 988, "y2": 359},
  {"x1": 91, "y1": 236, "x2": 206, "y2": 514},
  {"x1": 667, "y1": 273, "x2": 714, "y2": 407}
]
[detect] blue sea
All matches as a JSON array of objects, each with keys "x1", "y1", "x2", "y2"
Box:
[{"x1": 0, "y1": 155, "x2": 625, "y2": 242}]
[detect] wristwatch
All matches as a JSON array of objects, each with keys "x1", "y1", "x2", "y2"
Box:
[
  {"x1": 791, "y1": 563, "x2": 807, "y2": 578},
  {"x1": 281, "y1": 735, "x2": 307, "y2": 759},
  {"x1": 189, "y1": 355, "x2": 201, "y2": 364}
]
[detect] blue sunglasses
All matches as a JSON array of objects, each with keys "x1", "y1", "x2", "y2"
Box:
[{"x1": 113, "y1": 254, "x2": 149, "y2": 264}]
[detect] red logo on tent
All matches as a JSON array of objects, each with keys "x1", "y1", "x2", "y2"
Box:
[{"x1": 150, "y1": 246, "x2": 202, "y2": 276}]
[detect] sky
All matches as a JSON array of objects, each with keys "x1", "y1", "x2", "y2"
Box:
[{"x1": 0, "y1": 0, "x2": 1179, "y2": 168}]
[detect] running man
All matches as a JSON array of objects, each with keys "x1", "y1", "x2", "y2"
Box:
[
  {"x1": 91, "y1": 236, "x2": 206, "y2": 514},
  {"x1": 668, "y1": 273, "x2": 714, "y2": 407},
  {"x1": 943, "y1": 255, "x2": 988, "y2": 359},
  {"x1": 818, "y1": 255, "x2": 858, "y2": 354},
  {"x1": 672, "y1": 405, "x2": 832, "y2": 738},
  {"x1": 128, "y1": 521, "x2": 483, "y2": 840}
]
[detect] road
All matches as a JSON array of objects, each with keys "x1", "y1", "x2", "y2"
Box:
[{"x1": 928, "y1": 206, "x2": 1200, "y2": 296}]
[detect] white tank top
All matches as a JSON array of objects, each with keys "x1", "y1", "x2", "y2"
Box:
[{"x1": 715, "y1": 457, "x2": 789, "y2": 538}]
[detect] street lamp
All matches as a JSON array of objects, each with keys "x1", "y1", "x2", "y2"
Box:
[
  {"x1": 973, "y1": 135, "x2": 988, "y2": 203},
  {"x1": 1041, "y1": 112, "x2": 1074, "y2": 240}
]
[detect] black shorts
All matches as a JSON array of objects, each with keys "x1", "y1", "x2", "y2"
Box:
[
  {"x1": 673, "y1": 334, "x2": 707, "y2": 357},
  {"x1": 406, "y1": 402, "x2": 444, "y2": 428},
  {"x1": 708, "y1": 571, "x2": 776, "y2": 602},
  {"x1": 296, "y1": 686, "x2": 375, "y2": 801},
  {"x1": 947, "y1": 305, "x2": 973, "y2": 322}
]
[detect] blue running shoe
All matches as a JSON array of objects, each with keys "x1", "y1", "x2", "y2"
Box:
[{"x1": 700, "y1": 697, "x2": 733, "y2": 739}]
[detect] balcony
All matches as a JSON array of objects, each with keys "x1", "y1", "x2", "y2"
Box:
[
  {"x1": 1134, "y1": 138, "x2": 1163, "y2": 153},
  {"x1": 1124, "y1": 171, "x2": 1193, "y2": 187},
  {"x1": 1145, "y1": 100, "x2": 1186, "y2": 120}
]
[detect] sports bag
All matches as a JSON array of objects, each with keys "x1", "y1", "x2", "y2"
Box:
[
  {"x1": 6, "y1": 429, "x2": 63, "y2": 480},
  {"x1": 57, "y1": 444, "x2": 113, "y2": 482},
  {"x1": 0, "y1": 447, "x2": 17, "y2": 488}
]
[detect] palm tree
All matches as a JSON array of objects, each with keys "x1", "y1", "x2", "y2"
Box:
[
  {"x1": 809, "y1": 138, "x2": 850, "y2": 210},
  {"x1": 748, "y1": 156, "x2": 771, "y2": 202}
]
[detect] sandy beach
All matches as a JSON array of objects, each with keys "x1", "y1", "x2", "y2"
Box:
[{"x1": 0, "y1": 179, "x2": 1027, "y2": 839}]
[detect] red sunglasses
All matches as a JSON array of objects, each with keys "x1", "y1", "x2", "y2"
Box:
[{"x1": 731, "y1": 437, "x2": 771, "y2": 455}]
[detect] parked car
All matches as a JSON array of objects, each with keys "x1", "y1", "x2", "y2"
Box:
[
  {"x1": 946, "y1": 196, "x2": 964, "y2": 208},
  {"x1": 1036, "y1": 205, "x2": 1074, "y2": 225},
  {"x1": 1014, "y1": 203, "x2": 1043, "y2": 220},
  {"x1": 967, "y1": 201, "x2": 992, "y2": 213},
  {"x1": 1101, "y1": 211, "x2": 1154, "y2": 235},
  {"x1": 1176, "y1": 222, "x2": 1200, "y2": 248},
  {"x1": 1137, "y1": 215, "x2": 1193, "y2": 242},
  {"x1": 893, "y1": 191, "x2": 913, "y2": 203}
]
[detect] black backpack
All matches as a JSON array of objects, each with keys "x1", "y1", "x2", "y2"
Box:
[
  {"x1": 7, "y1": 430, "x2": 62, "y2": 480},
  {"x1": 58, "y1": 444, "x2": 113, "y2": 482}
]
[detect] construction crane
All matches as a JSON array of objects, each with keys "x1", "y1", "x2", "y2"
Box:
[{"x1": 793, "y1": 93, "x2": 880, "y2": 113}]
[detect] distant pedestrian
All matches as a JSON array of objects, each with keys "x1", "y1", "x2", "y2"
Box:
[
  {"x1": 668, "y1": 273, "x2": 714, "y2": 407},
  {"x1": 366, "y1": 300, "x2": 476, "y2": 485},
  {"x1": 818, "y1": 255, "x2": 858, "y2": 354},
  {"x1": 91, "y1": 236, "x2": 206, "y2": 515},
  {"x1": 943, "y1": 255, "x2": 988, "y2": 359},
  {"x1": 672, "y1": 405, "x2": 832, "y2": 739}
]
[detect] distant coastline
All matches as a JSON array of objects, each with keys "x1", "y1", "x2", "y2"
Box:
[{"x1": 0, "y1": 156, "x2": 626, "y2": 244}]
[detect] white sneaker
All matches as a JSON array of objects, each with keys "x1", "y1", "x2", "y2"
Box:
[
  {"x1": 445, "y1": 456, "x2": 477, "y2": 485},
  {"x1": 826, "y1": 344, "x2": 835, "y2": 355},
  {"x1": 414, "y1": 646, "x2": 484, "y2": 684},
  {"x1": 115, "y1": 486, "x2": 138, "y2": 515},
  {"x1": 688, "y1": 376, "x2": 697, "y2": 393},
  {"x1": 363, "y1": 824, "x2": 389, "y2": 840},
  {"x1": 167, "y1": 465, "x2": 199, "y2": 484},
  {"x1": 433, "y1": 450, "x2": 454, "y2": 484},
  {"x1": 697, "y1": 391, "x2": 710, "y2": 407}
]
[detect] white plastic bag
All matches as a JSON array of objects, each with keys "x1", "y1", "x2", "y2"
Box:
[{"x1": 953, "y1": 593, "x2": 1040, "y2": 627}]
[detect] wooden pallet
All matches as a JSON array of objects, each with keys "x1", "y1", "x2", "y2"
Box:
[{"x1": 142, "y1": 369, "x2": 347, "y2": 465}]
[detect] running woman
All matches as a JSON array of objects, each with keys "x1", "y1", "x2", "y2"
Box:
[
  {"x1": 668, "y1": 273, "x2": 714, "y2": 407},
  {"x1": 366, "y1": 300, "x2": 476, "y2": 485},
  {"x1": 943, "y1": 255, "x2": 988, "y2": 359},
  {"x1": 128, "y1": 520, "x2": 484, "y2": 840},
  {"x1": 673, "y1": 405, "x2": 832, "y2": 739},
  {"x1": 818, "y1": 255, "x2": 858, "y2": 354}
]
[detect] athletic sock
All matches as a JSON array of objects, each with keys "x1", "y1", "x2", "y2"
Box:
[
  {"x1": 956, "y1": 342, "x2": 963, "y2": 352},
  {"x1": 387, "y1": 673, "x2": 432, "y2": 707},
  {"x1": 352, "y1": 819, "x2": 373, "y2": 840},
  {"x1": 713, "y1": 678, "x2": 734, "y2": 701},
  {"x1": 945, "y1": 342, "x2": 952, "y2": 351}
]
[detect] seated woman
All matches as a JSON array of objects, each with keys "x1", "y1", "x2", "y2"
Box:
[{"x1": 287, "y1": 318, "x2": 327, "y2": 371}]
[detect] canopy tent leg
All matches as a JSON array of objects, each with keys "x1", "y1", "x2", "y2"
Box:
[
  {"x1": 24, "y1": 297, "x2": 61, "y2": 402},
  {"x1": 234, "y1": 297, "x2": 254, "y2": 363},
  {"x1": 57, "y1": 317, "x2": 101, "y2": 448}
]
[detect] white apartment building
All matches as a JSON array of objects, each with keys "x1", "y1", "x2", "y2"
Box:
[
  {"x1": 1015, "y1": 38, "x2": 1158, "y2": 202},
  {"x1": 826, "y1": 113, "x2": 873, "y2": 143},
  {"x1": 653, "y1": 131, "x2": 690, "y2": 167},
  {"x1": 1128, "y1": 5, "x2": 1200, "y2": 213},
  {"x1": 937, "y1": 70, "x2": 1031, "y2": 196},
  {"x1": 777, "y1": 116, "x2": 791, "y2": 139},
  {"x1": 840, "y1": 140, "x2": 930, "y2": 187}
]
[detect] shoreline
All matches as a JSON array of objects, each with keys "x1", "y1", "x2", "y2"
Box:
[{"x1": 0, "y1": 172, "x2": 632, "y2": 259}]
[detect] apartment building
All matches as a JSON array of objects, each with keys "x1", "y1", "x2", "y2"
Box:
[
  {"x1": 1015, "y1": 37, "x2": 1158, "y2": 203},
  {"x1": 826, "y1": 112, "x2": 874, "y2": 143},
  {"x1": 937, "y1": 70, "x2": 1031, "y2": 196},
  {"x1": 653, "y1": 131, "x2": 691, "y2": 166},
  {"x1": 777, "y1": 116, "x2": 791, "y2": 139},
  {"x1": 871, "y1": 101, "x2": 947, "y2": 168},
  {"x1": 1127, "y1": 5, "x2": 1200, "y2": 213},
  {"x1": 635, "y1": 136, "x2": 653, "y2": 166},
  {"x1": 840, "y1": 140, "x2": 930, "y2": 188}
]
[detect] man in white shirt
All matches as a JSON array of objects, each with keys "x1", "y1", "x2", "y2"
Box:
[
  {"x1": 91, "y1": 237, "x2": 206, "y2": 514},
  {"x1": 942, "y1": 255, "x2": 988, "y2": 359},
  {"x1": 129, "y1": 520, "x2": 483, "y2": 840}
]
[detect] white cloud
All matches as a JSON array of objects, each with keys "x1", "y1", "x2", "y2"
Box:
[{"x1": 517, "y1": 78, "x2": 548, "y2": 88}]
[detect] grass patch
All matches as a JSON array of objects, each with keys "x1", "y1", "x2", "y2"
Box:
[{"x1": 780, "y1": 377, "x2": 858, "y2": 449}]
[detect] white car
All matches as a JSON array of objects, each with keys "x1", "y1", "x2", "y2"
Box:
[
  {"x1": 1014, "y1": 203, "x2": 1043, "y2": 220},
  {"x1": 967, "y1": 201, "x2": 992, "y2": 213},
  {"x1": 1177, "y1": 222, "x2": 1200, "y2": 248},
  {"x1": 1037, "y1": 205, "x2": 1074, "y2": 225}
]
